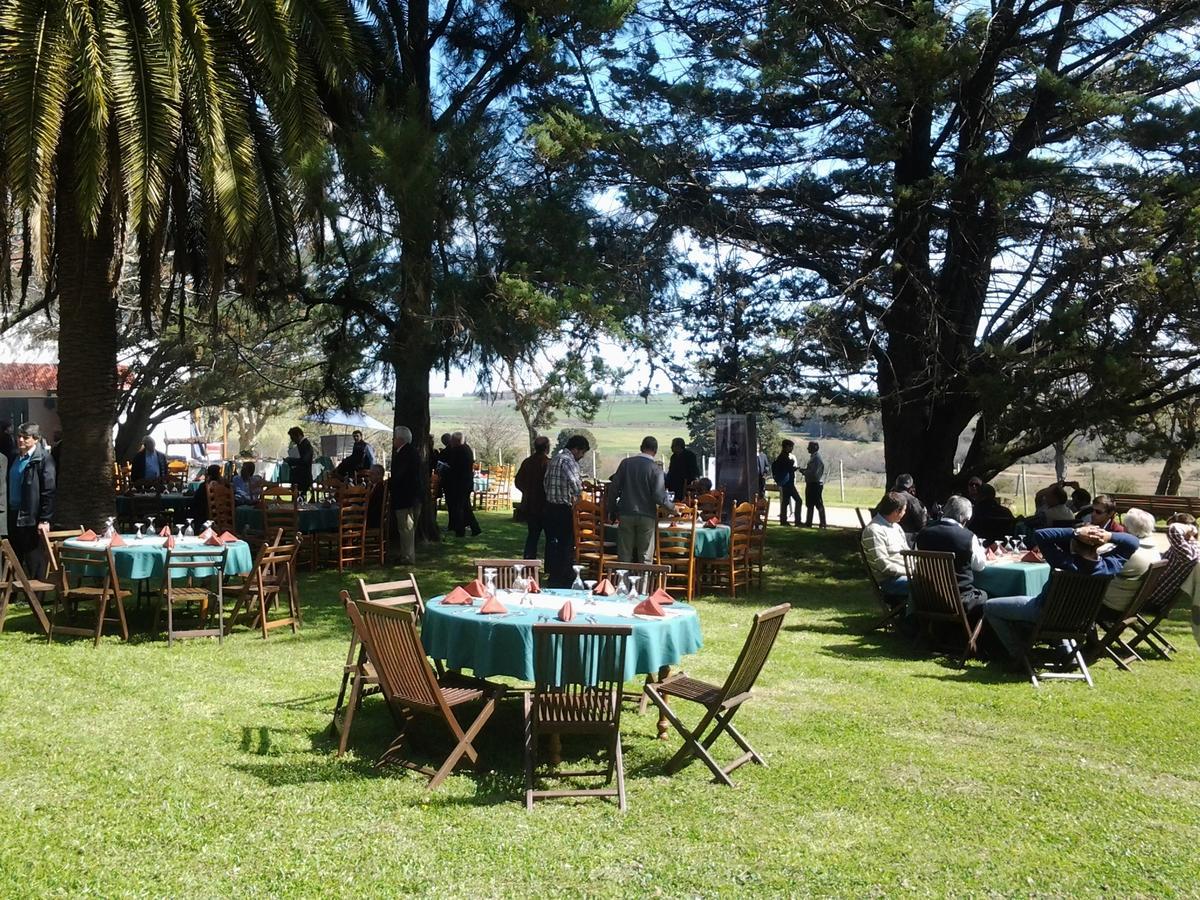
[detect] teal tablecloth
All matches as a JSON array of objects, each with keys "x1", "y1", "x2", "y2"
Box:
[
  {"x1": 421, "y1": 588, "x2": 703, "y2": 681},
  {"x1": 604, "y1": 522, "x2": 730, "y2": 559},
  {"x1": 236, "y1": 505, "x2": 339, "y2": 534},
  {"x1": 63, "y1": 536, "x2": 254, "y2": 581},
  {"x1": 975, "y1": 561, "x2": 1051, "y2": 598}
]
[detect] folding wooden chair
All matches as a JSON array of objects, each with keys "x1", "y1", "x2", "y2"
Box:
[
  {"x1": 224, "y1": 541, "x2": 301, "y2": 638},
  {"x1": 1092, "y1": 560, "x2": 1169, "y2": 671},
  {"x1": 860, "y1": 543, "x2": 905, "y2": 633},
  {"x1": 345, "y1": 600, "x2": 505, "y2": 790},
  {"x1": 525, "y1": 623, "x2": 632, "y2": 810},
  {"x1": 902, "y1": 549, "x2": 983, "y2": 665},
  {"x1": 1020, "y1": 571, "x2": 1112, "y2": 688},
  {"x1": 656, "y1": 505, "x2": 698, "y2": 599},
  {"x1": 473, "y1": 558, "x2": 543, "y2": 589},
  {"x1": 156, "y1": 546, "x2": 227, "y2": 645},
  {"x1": 1124, "y1": 560, "x2": 1196, "y2": 660},
  {"x1": 0, "y1": 538, "x2": 55, "y2": 634},
  {"x1": 53, "y1": 545, "x2": 130, "y2": 646},
  {"x1": 644, "y1": 603, "x2": 790, "y2": 786},
  {"x1": 331, "y1": 576, "x2": 426, "y2": 756}
]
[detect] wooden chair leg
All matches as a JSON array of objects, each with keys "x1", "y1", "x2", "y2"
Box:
[
  {"x1": 428, "y1": 698, "x2": 495, "y2": 790},
  {"x1": 94, "y1": 594, "x2": 108, "y2": 647},
  {"x1": 0, "y1": 582, "x2": 11, "y2": 633},
  {"x1": 523, "y1": 693, "x2": 536, "y2": 810},
  {"x1": 337, "y1": 672, "x2": 365, "y2": 758},
  {"x1": 613, "y1": 735, "x2": 626, "y2": 812}
]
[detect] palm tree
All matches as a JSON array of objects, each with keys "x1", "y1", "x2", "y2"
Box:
[{"x1": 0, "y1": 0, "x2": 359, "y2": 525}]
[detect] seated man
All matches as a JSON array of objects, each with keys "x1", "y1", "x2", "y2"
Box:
[
  {"x1": 1145, "y1": 513, "x2": 1200, "y2": 612},
  {"x1": 1033, "y1": 484, "x2": 1076, "y2": 527},
  {"x1": 1098, "y1": 508, "x2": 1159, "y2": 618},
  {"x1": 915, "y1": 495, "x2": 987, "y2": 612},
  {"x1": 984, "y1": 525, "x2": 1140, "y2": 660},
  {"x1": 967, "y1": 483, "x2": 1016, "y2": 542},
  {"x1": 231, "y1": 461, "x2": 260, "y2": 506},
  {"x1": 891, "y1": 474, "x2": 927, "y2": 534},
  {"x1": 1070, "y1": 487, "x2": 1092, "y2": 520},
  {"x1": 1087, "y1": 494, "x2": 1125, "y2": 533},
  {"x1": 860, "y1": 492, "x2": 910, "y2": 597}
]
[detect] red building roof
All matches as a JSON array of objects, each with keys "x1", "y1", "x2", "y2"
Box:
[{"x1": 0, "y1": 363, "x2": 58, "y2": 392}]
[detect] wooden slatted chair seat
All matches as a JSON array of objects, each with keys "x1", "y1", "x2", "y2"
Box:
[
  {"x1": 346, "y1": 600, "x2": 505, "y2": 790},
  {"x1": 902, "y1": 549, "x2": 982, "y2": 665},
  {"x1": 1022, "y1": 571, "x2": 1112, "y2": 688},
  {"x1": 525, "y1": 623, "x2": 632, "y2": 810},
  {"x1": 644, "y1": 603, "x2": 790, "y2": 787}
]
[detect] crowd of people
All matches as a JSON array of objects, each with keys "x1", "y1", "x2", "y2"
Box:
[{"x1": 860, "y1": 474, "x2": 1199, "y2": 668}]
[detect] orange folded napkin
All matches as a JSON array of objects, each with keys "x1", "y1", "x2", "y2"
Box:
[
  {"x1": 478, "y1": 595, "x2": 507, "y2": 614},
  {"x1": 441, "y1": 586, "x2": 473, "y2": 605},
  {"x1": 204, "y1": 533, "x2": 223, "y2": 546},
  {"x1": 78, "y1": 529, "x2": 98, "y2": 542},
  {"x1": 464, "y1": 579, "x2": 488, "y2": 598},
  {"x1": 985, "y1": 548, "x2": 998, "y2": 561},
  {"x1": 557, "y1": 600, "x2": 575, "y2": 622},
  {"x1": 1021, "y1": 550, "x2": 1043, "y2": 563},
  {"x1": 165, "y1": 534, "x2": 176, "y2": 549},
  {"x1": 158, "y1": 526, "x2": 172, "y2": 537},
  {"x1": 648, "y1": 588, "x2": 674, "y2": 606},
  {"x1": 592, "y1": 578, "x2": 616, "y2": 596},
  {"x1": 632, "y1": 596, "x2": 665, "y2": 617},
  {"x1": 218, "y1": 530, "x2": 238, "y2": 543},
  {"x1": 527, "y1": 578, "x2": 541, "y2": 593},
  {"x1": 704, "y1": 517, "x2": 721, "y2": 528},
  {"x1": 199, "y1": 528, "x2": 215, "y2": 541},
  {"x1": 109, "y1": 532, "x2": 127, "y2": 547}
]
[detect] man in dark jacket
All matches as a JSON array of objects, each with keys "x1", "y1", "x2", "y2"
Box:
[
  {"x1": 389, "y1": 426, "x2": 421, "y2": 565},
  {"x1": 335, "y1": 429, "x2": 376, "y2": 479},
  {"x1": 514, "y1": 436, "x2": 552, "y2": 560},
  {"x1": 442, "y1": 432, "x2": 481, "y2": 537},
  {"x1": 771, "y1": 440, "x2": 801, "y2": 526},
  {"x1": 286, "y1": 426, "x2": 315, "y2": 500},
  {"x1": 130, "y1": 436, "x2": 169, "y2": 484},
  {"x1": 7, "y1": 423, "x2": 56, "y2": 572},
  {"x1": 915, "y1": 495, "x2": 987, "y2": 612},
  {"x1": 892, "y1": 474, "x2": 928, "y2": 534},
  {"x1": 664, "y1": 437, "x2": 700, "y2": 501}
]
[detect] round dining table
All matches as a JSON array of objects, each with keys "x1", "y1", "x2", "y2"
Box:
[
  {"x1": 603, "y1": 521, "x2": 730, "y2": 558},
  {"x1": 62, "y1": 534, "x2": 254, "y2": 581},
  {"x1": 975, "y1": 559, "x2": 1051, "y2": 598},
  {"x1": 235, "y1": 503, "x2": 339, "y2": 534},
  {"x1": 421, "y1": 588, "x2": 704, "y2": 682}
]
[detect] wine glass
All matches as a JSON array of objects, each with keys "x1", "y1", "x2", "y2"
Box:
[
  {"x1": 512, "y1": 565, "x2": 528, "y2": 605},
  {"x1": 614, "y1": 569, "x2": 629, "y2": 597},
  {"x1": 640, "y1": 573, "x2": 651, "y2": 598},
  {"x1": 184, "y1": 518, "x2": 195, "y2": 537},
  {"x1": 570, "y1": 564, "x2": 586, "y2": 592},
  {"x1": 483, "y1": 567, "x2": 498, "y2": 600},
  {"x1": 103, "y1": 516, "x2": 116, "y2": 540},
  {"x1": 203, "y1": 520, "x2": 214, "y2": 537},
  {"x1": 146, "y1": 515, "x2": 156, "y2": 537},
  {"x1": 134, "y1": 522, "x2": 145, "y2": 541},
  {"x1": 175, "y1": 522, "x2": 185, "y2": 538},
  {"x1": 583, "y1": 580, "x2": 597, "y2": 606}
]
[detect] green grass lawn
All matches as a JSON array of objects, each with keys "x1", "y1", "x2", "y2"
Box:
[{"x1": 2, "y1": 514, "x2": 1199, "y2": 896}]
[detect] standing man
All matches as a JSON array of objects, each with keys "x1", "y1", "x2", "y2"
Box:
[
  {"x1": 286, "y1": 427, "x2": 315, "y2": 500},
  {"x1": 664, "y1": 437, "x2": 700, "y2": 501},
  {"x1": 543, "y1": 434, "x2": 589, "y2": 587},
  {"x1": 389, "y1": 426, "x2": 421, "y2": 565},
  {"x1": 443, "y1": 432, "x2": 481, "y2": 537},
  {"x1": 130, "y1": 436, "x2": 168, "y2": 484},
  {"x1": 0, "y1": 420, "x2": 14, "y2": 464},
  {"x1": 771, "y1": 439, "x2": 801, "y2": 526},
  {"x1": 608, "y1": 436, "x2": 674, "y2": 564},
  {"x1": 514, "y1": 436, "x2": 552, "y2": 560},
  {"x1": 803, "y1": 441, "x2": 827, "y2": 528},
  {"x1": 7, "y1": 423, "x2": 55, "y2": 573}
]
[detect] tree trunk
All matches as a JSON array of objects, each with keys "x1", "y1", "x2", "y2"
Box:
[
  {"x1": 880, "y1": 397, "x2": 973, "y2": 505},
  {"x1": 54, "y1": 136, "x2": 121, "y2": 528},
  {"x1": 1156, "y1": 448, "x2": 1184, "y2": 495},
  {"x1": 392, "y1": 327, "x2": 439, "y2": 541}
]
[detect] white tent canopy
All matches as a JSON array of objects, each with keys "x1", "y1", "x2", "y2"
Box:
[{"x1": 303, "y1": 410, "x2": 391, "y2": 432}]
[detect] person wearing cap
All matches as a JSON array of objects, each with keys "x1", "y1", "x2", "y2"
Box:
[
  {"x1": 286, "y1": 426, "x2": 315, "y2": 500},
  {"x1": 984, "y1": 524, "x2": 1140, "y2": 661}
]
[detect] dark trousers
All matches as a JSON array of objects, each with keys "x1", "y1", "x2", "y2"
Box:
[
  {"x1": 6, "y1": 512, "x2": 42, "y2": 578},
  {"x1": 523, "y1": 515, "x2": 545, "y2": 561},
  {"x1": 778, "y1": 483, "x2": 801, "y2": 525},
  {"x1": 446, "y1": 488, "x2": 481, "y2": 536},
  {"x1": 805, "y1": 482, "x2": 827, "y2": 527},
  {"x1": 544, "y1": 503, "x2": 575, "y2": 587}
]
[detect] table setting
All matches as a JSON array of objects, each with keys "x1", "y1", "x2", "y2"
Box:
[{"x1": 975, "y1": 536, "x2": 1051, "y2": 597}]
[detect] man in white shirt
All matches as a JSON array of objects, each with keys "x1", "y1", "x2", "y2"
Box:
[
  {"x1": 803, "y1": 441, "x2": 827, "y2": 528},
  {"x1": 861, "y1": 492, "x2": 910, "y2": 597}
]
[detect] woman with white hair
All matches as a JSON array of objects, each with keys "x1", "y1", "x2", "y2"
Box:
[{"x1": 1098, "y1": 508, "x2": 1160, "y2": 617}]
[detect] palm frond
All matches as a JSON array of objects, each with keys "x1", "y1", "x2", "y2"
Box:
[
  {"x1": 232, "y1": 0, "x2": 296, "y2": 92},
  {"x1": 63, "y1": 0, "x2": 111, "y2": 232},
  {"x1": 0, "y1": 0, "x2": 71, "y2": 209},
  {"x1": 289, "y1": 0, "x2": 358, "y2": 84}
]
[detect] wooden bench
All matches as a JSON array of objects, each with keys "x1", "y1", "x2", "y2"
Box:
[{"x1": 1109, "y1": 493, "x2": 1200, "y2": 522}]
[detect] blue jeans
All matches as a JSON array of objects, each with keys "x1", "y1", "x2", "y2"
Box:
[
  {"x1": 984, "y1": 594, "x2": 1044, "y2": 658},
  {"x1": 881, "y1": 576, "x2": 909, "y2": 597}
]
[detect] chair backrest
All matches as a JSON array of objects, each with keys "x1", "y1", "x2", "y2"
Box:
[
  {"x1": 206, "y1": 481, "x2": 236, "y2": 534},
  {"x1": 39, "y1": 526, "x2": 83, "y2": 577},
  {"x1": 614, "y1": 561, "x2": 670, "y2": 593},
  {"x1": 574, "y1": 498, "x2": 607, "y2": 547},
  {"x1": 696, "y1": 490, "x2": 725, "y2": 522},
  {"x1": 260, "y1": 484, "x2": 297, "y2": 506},
  {"x1": 164, "y1": 546, "x2": 227, "y2": 586},
  {"x1": 473, "y1": 559, "x2": 544, "y2": 589},
  {"x1": 751, "y1": 495, "x2": 769, "y2": 541},
  {"x1": 1033, "y1": 571, "x2": 1112, "y2": 641},
  {"x1": 337, "y1": 485, "x2": 369, "y2": 543},
  {"x1": 857, "y1": 542, "x2": 886, "y2": 601},
  {"x1": 1119, "y1": 559, "x2": 1170, "y2": 621},
  {"x1": 718, "y1": 604, "x2": 791, "y2": 701},
  {"x1": 357, "y1": 575, "x2": 425, "y2": 619},
  {"x1": 902, "y1": 550, "x2": 963, "y2": 618},
  {"x1": 729, "y1": 501, "x2": 755, "y2": 558},
  {"x1": 346, "y1": 600, "x2": 442, "y2": 711},
  {"x1": 57, "y1": 545, "x2": 121, "y2": 596},
  {"x1": 855, "y1": 507, "x2": 868, "y2": 528},
  {"x1": 531, "y1": 623, "x2": 632, "y2": 724}
]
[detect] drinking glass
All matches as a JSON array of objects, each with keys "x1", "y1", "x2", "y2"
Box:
[
  {"x1": 185, "y1": 518, "x2": 195, "y2": 537},
  {"x1": 176, "y1": 522, "x2": 185, "y2": 538},
  {"x1": 583, "y1": 580, "x2": 597, "y2": 606},
  {"x1": 146, "y1": 515, "x2": 156, "y2": 537},
  {"x1": 203, "y1": 520, "x2": 214, "y2": 536},
  {"x1": 512, "y1": 565, "x2": 528, "y2": 605},
  {"x1": 483, "y1": 568, "x2": 498, "y2": 599},
  {"x1": 570, "y1": 565, "x2": 586, "y2": 592},
  {"x1": 134, "y1": 522, "x2": 145, "y2": 541},
  {"x1": 103, "y1": 516, "x2": 116, "y2": 540},
  {"x1": 614, "y1": 569, "x2": 629, "y2": 597}
]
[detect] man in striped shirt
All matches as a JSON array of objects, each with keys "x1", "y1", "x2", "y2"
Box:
[{"x1": 543, "y1": 435, "x2": 590, "y2": 586}]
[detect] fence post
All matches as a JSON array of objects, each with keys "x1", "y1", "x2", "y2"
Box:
[
  {"x1": 1021, "y1": 464, "x2": 1028, "y2": 516},
  {"x1": 839, "y1": 460, "x2": 845, "y2": 502},
  {"x1": 1091, "y1": 466, "x2": 1097, "y2": 496}
]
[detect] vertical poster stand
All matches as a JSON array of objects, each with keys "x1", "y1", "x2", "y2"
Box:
[{"x1": 715, "y1": 413, "x2": 758, "y2": 516}]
